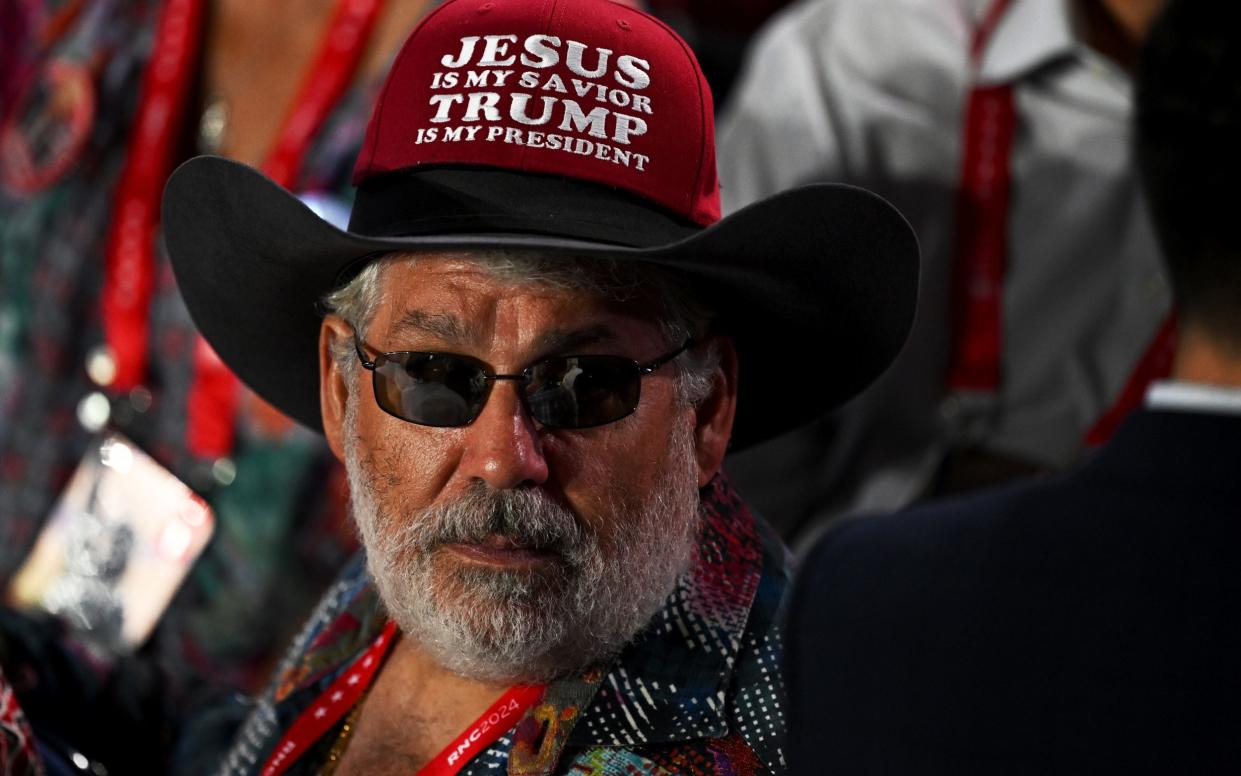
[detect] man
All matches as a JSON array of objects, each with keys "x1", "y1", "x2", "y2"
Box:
[
  {"x1": 718, "y1": 0, "x2": 1171, "y2": 542},
  {"x1": 162, "y1": 0, "x2": 919, "y2": 772},
  {"x1": 787, "y1": 3, "x2": 1241, "y2": 772}
]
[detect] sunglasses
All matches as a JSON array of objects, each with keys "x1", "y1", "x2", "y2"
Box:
[{"x1": 352, "y1": 333, "x2": 693, "y2": 429}]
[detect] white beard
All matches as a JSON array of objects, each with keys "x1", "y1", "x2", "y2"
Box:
[{"x1": 344, "y1": 396, "x2": 701, "y2": 684}]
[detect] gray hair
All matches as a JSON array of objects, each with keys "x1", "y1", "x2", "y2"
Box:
[{"x1": 321, "y1": 251, "x2": 721, "y2": 407}]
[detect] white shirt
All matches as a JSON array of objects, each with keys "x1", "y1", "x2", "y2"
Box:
[
  {"x1": 718, "y1": 0, "x2": 1169, "y2": 536},
  {"x1": 1146, "y1": 381, "x2": 1241, "y2": 418}
]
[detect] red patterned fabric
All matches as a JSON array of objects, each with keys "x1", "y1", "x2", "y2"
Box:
[{"x1": 0, "y1": 667, "x2": 42, "y2": 776}]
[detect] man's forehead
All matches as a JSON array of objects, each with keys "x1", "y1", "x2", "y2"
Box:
[
  {"x1": 390, "y1": 308, "x2": 623, "y2": 351},
  {"x1": 370, "y1": 253, "x2": 667, "y2": 351},
  {"x1": 376, "y1": 253, "x2": 613, "y2": 312},
  {"x1": 382, "y1": 252, "x2": 562, "y2": 288}
]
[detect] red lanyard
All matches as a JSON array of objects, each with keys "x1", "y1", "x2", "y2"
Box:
[
  {"x1": 1082, "y1": 314, "x2": 1176, "y2": 446},
  {"x1": 100, "y1": 0, "x2": 383, "y2": 459},
  {"x1": 101, "y1": 0, "x2": 206, "y2": 395},
  {"x1": 946, "y1": 0, "x2": 1175, "y2": 446},
  {"x1": 416, "y1": 683, "x2": 545, "y2": 776},
  {"x1": 259, "y1": 620, "x2": 545, "y2": 776}
]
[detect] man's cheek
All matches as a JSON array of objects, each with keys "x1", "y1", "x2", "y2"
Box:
[
  {"x1": 384, "y1": 432, "x2": 457, "y2": 500},
  {"x1": 563, "y1": 480, "x2": 632, "y2": 549}
]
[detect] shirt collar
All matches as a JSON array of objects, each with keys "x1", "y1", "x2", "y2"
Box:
[
  {"x1": 1145, "y1": 380, "x2": 1241, "y2": 417},
  {"x1": 976, "y1": 0, "x2": 1077, "y2": 85},
  {"x1": 269, "y1": 553, "x2": 384, "y2": 706}
]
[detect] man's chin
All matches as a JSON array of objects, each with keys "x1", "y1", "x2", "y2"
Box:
[{"x1": 389, "y1": 594, "x2": 604, "y2": 684}]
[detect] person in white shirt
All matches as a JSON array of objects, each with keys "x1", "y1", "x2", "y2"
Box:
[{"x1": 718, "y1": 0, "x2": 1170, "y2": 544}]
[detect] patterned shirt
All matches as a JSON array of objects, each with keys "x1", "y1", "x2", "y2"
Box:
[{"x1": 213, "y1": 474, "x2": 790, "y2": 775}]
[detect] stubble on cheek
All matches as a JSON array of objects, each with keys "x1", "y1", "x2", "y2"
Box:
[
  {"x1": 349, "y1": 413, "x2": 451, "y2": 512},
  {"x1": 556, "y1": 419, "x2": 693, "y2": 554}
]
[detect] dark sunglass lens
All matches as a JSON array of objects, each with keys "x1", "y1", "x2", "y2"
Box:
[
  {"x1": 375, "y1": 353, "x2": 488, "y2": 427},
  {"x1": 525, "y1": 355, "x2": 640, "y2": 428}
]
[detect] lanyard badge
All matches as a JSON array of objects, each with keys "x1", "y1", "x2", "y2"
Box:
[{"x1": 7, "y1": 434, "x2": 215, "y2": 655}]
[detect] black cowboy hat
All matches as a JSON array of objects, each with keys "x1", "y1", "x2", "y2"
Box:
[{"x1": 162, "y1": 0, "x2": 918, "y2": 451}]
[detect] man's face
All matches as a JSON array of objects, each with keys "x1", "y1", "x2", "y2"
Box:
[{"x1": 329, "y1": 255, "x2": 710, "y2": 682}]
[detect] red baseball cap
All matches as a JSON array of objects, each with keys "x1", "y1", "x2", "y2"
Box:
[
  {"x1": 163, "y1": 0, "x2": 920, "y2": 449},
  {"x1": 355, "y1": 0, "x2": 720, "y2": 226}
]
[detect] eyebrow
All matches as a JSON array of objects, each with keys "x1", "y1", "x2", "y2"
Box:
[
  {"x1": 388, "y1": 312, "x2": 621, "y2": 355},
  {"x1": 533, "y1": 324, "x2": 621, "y2": 354},
  {"x1": 390, "y1": 310, "x2": 475, "y2": 345}
]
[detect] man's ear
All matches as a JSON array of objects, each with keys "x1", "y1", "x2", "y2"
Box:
[
  {"x1": 692, "y1": 336, "x2": 738, "y2": 488},
  {"x1": 320, "y1": 316, "x2": 354, "y2": 464}
]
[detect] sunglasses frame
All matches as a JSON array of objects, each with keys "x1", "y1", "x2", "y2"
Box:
[{"x1": 351, "y1": 331, "x2": 694, "y2": 429}]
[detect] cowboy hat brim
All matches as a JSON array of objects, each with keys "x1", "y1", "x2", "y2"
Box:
[{"x1": 163, "y1": 156, "x2": 918, "y2": 451}]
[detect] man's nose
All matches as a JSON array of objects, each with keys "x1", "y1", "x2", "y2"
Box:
[{"x1": 458, "y1": 380, "x2": 550, "y2": 490}]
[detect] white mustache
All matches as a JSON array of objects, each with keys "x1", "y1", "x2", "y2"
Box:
[{"x1": 401, "y1": 484, "x2": 591, "y2": 562}]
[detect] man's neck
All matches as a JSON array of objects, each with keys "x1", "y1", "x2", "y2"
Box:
[
  {"x1": 330, "y1": 635, "x2": 513, "y2": 775},
  {"x1": 1076, "y1": 0, "x2": 1166, "y2": 74},
  {"x1": 1172, "y1": 324, "x2": 1241, "y2": 388}
]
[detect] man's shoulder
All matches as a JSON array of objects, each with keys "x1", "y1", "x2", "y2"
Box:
[
  {"x1": 719, "y1": 0, "x2": 972, "y2": 208},
  {"x1": 792, "y1": 465, "x2": 1109, "y2": 633},
  {"x1": 806, "y1": 408, "x2": 1241, "y2": 600},
  {"x1": 808, "y1": 473, "x2": 1064, "y2": 577},
  {"x1": 785, "y1": 421, "x2": 1241, "y2": 771},
  {"x1": 748, "y1": 0, "x2": 971, "y2": 72},
  {"x1": 793, "y1": 411, "x2": 1241, "y2": 657},
  {"x1": 765, "y1": 0, "x2": 973, "y2": 36}
]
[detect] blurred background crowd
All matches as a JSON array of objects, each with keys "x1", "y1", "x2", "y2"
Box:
[{"x1": 0, "y1": 0, "x2": 1178, "y2": 771}]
